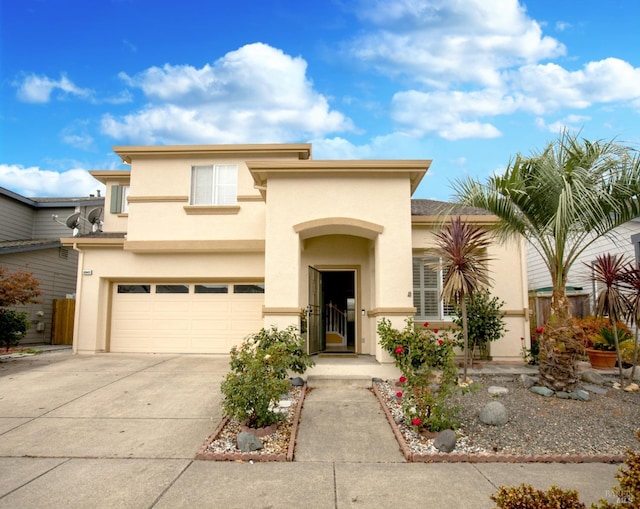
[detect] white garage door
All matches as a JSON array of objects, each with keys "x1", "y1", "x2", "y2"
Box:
[{"x1": 110, "y1": 283, "x2": 264, "y2": 353}]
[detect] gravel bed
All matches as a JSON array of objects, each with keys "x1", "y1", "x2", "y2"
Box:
[
  {"x1": 203, "y1": 386, "x2": 303, "y2": 456},
  {"x1": 375, "y1": 375, "x2": 640, "y2": 457}
]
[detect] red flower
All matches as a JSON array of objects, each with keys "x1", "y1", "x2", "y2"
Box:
[
  {"x1": 412, "y1": 418, "x2": 421, "y2": 427},
  {"x1": 438, "y1": 339, "x2": 444, "y2": 346},
  {"x1": 434, "y1": 328, "x2": 439, "y2": 334},
  {"x1": 395, "y1": 346, "x2": 404, "y2": 354},
  {"x1": 536, "y1": 326, "x2": 544, "y2": 334},
  {"x1": 399, "y1": 376, "x2": 407, "y2": 384},
  {"x1": 396, "y1": 391, "x2": 403, "y2": 398},
  {"x1": 423, "y1": 321, "x2": 429, "y2": 327}
]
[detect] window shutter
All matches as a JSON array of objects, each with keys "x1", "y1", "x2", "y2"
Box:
[{"x1": 110, "y1": 185, "x2": 121, "y2": 213}]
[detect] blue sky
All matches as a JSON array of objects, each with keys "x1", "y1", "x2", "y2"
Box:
[{"x1": 2, "y1": 0, "x2": 640, "y2": 200}]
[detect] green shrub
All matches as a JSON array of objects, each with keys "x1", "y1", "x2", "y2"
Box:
[
  {"x1": 452, "y1": 290, "x2": 507, "y2": 359},
  {"x1": 378, "y1": 318, "x2": 461, "y2": 432},
  {"x1": 0, "y1": 309, "x2": 29, "y2": 351},
  {"x1": 220, "y1": 326, "x2": 314, "y2": 429},
  {"x1": 490, "y1": 484, "x2": 585, "y2": 509}
]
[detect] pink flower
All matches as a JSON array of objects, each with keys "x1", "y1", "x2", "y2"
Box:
[
  {"x1": 423, "y1": 322, "x2": 429, "y2": 327},
  {"x1": 399, "y1": 376, "x2": 407, "y2": 384},
  {"x1": 536, "y1": 326, "x2": 544, "y2": 334},
  {"x1": 438, "y1": 339, "x2": 444, "y2": 346},
  {"x1": 395, "y1": 346, "x2": 404, "y2": 354},
  {"x1": 434, "y1": 328, "x2": 439, "y2": 334},
  {"x1": 396, "y1": 391, "x2": 403, "y2": 398},
  {"x1": 412, "y1": 418, "x2": 421, "y2": 427}
]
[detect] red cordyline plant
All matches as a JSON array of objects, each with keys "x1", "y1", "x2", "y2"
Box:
[
  {"x1": 619, "y1": 262, "x2": 640, "y2": 382},
  {"x1": 429, "y1": 216, "x2": 493, "y2": 379},
  {"x1": 589, "y1": 253, "x2": 630, "y2": 386}
]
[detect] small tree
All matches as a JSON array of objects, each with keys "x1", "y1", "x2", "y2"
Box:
[
  {"x1": 452, "y1": 290, "x2": 507, "y2": 360},
  {"x1": 620, "y1": 263, "x2": 640, "y2": 382},
  {"x1": 590, "y1": 253, "x2": 629, "y2": 386},
  {"x1": 0, "y1": 266, "x2": 41, "y2": 351},
  {"x1": 429, "y1": 216, "x2": 493, "y2": 379}
]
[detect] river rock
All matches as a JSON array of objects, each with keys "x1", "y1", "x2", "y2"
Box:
[
  {"x1": 530, "y1": 386, "x2": 554, "y2": 397},
  {"x1": 290, "y1": 377, "x2": 304, "y2": 387},
  {"x1": 583, "y1": 384, "x2": 607, "y2": 395},
  {"x1": 570, "y1": 390, "x2": 590, "y2": 401},
  {"x1": 434, "y1": 429, "x2": 457, "y2": 452},
  {"x1": 479, "y1": 401, "x2": 508, "y2": 426},
  {"x1": 237, "y1": 432, "x2": 263, "y2": 452},
  {"x1": 520, "y1": 374, "x2": 538, "y2": 389},
  {"x1": 488, "y1": 386, "x2": 509, "y2": 396},
  {"x1": 581, "y1": 370, "x2": 605, "y2": 385}
]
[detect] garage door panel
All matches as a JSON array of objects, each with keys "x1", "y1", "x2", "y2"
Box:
[{"x1": 110, "y1": 283, "x2": 264, "y2": 353}]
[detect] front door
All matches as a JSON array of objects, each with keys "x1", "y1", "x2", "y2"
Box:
[{"x1": 307, "y1": 266, "x2": 323, "y2": 354}]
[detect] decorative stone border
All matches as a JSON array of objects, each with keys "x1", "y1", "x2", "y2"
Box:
[
  {"x1": 371, "y1": 383, "x2": 625, "y2": 464},
  {"x1": 196, "y1": 384, "x2": 307, "y2": 462}
]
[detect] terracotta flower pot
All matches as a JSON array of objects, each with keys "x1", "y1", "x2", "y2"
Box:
[{"x1": 586, "y1": 348, "x2": 617, "y2": 369}]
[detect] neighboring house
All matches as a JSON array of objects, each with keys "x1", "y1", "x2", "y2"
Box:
[
  {"x1": 0, "y1": 187, "x2": 104, "y2": 344},
  {"x1": 63, "y1": 143, "x2": 530, "y2": 361},
  {"x1": 527, "y1": 219, "x2": 640, "y2": 326}
]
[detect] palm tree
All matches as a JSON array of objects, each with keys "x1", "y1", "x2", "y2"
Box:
[
  {"x1": 429, "y1": 216, "x2": 493, "y2": 379},
  {"x1": 591, "y1": 253, "x2": 629, "y2": 386},
  {"x1": 453, "y1": 131, "x2": 640, "y2": 391}
]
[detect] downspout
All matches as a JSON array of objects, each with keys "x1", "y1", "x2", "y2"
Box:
[{"x1": 71, "y1": 243, "x2": 84, "y2": 354}]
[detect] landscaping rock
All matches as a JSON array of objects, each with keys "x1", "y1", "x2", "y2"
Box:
[
  {"x1": 583, "y1": 384, "x2": 608, "y2": 395},
  {"x1": 622, "y1": 368, "x2": 640, "y2": 381},
  {"x1": 581, "y1": 370, "x2": 606, "y2": 385},
  {"x1": 237, "y1": 432, "x2": 263, "y2": 452},
  {"x1": 479, "y1": 401, "x2": 508, "y2": 426},
  {"x1": 433, "y1": 429, "x2": 457, "y2": 452},
  {"x1": 488, "y1": 386, "x2": 509, "y2": 396},
  {"x1": 290, "y1": 377, "x2": 304, "y2": 387},
  {"x1": 555, "y1": 391, "x2": 571, "y2": 399},
  {"x1": 570, "y1": 390, "x2": 590, "y2": 401},
  {"x1": 530, "y1": 386, "x2": 554, "y2": 397},
  {"x1": 624, "y1": 383, "x2": 639, "y2": 392},
  {"x1": 520, "y1": 374, "x2": 538, "y2": 389}
]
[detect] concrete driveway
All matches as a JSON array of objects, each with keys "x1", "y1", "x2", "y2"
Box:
[{"x1": 0, "y1": 351, "x2": 625, "y2": 509}]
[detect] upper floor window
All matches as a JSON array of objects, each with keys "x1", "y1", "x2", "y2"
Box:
[
  {"x1": 191, "y1": 164, "x2": 237, "y2": 205},
  {"x1": 413, "y1": 256, "x2": 455, "y2": 320},
  {"x1": 110, "y1": 185, "x2": 130, "y2": 213}
]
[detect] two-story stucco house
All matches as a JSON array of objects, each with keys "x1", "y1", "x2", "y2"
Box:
[{"x1": 63, "y1": 143, "x2": 530, "y2": 362}]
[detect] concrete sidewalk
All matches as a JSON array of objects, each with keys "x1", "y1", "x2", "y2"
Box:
[{"x1": 0, "y1": 351, "x2": 625, "y2": 508}]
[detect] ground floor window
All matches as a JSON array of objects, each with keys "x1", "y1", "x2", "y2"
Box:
[{"x1": 412, "y1": 256, "x2": 454, "y2": 320}]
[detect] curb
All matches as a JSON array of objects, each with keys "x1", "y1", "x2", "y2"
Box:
[
  {"x1": 195, "y1": 384, "x2": 307, "y2": 462},
  {"x1": 371, "y1": 382, "x2": 626, "y2": 464}
]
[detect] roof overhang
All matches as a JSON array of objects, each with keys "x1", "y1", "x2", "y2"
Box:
[
  {"x1": 411, "y1": 215, "x2": 500, "y2": 226},
  {"x1": 90, "y1": 170, "x2": 131, "y2": 184},
  {"x1": 113, "y1": 143, "x2": 312, "y2": 164},
  {"x1": 248, "y1": 159, "x2": 431, "y2": 198}
]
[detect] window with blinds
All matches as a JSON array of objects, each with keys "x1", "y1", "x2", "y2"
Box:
[
  {"x1": 413, "y1": 256, "x2": 455, "y2": 319},
  {"x1": 191, "y1": 164, "x2": 237, "y2": 205}
]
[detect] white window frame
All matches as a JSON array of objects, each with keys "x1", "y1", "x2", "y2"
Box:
[
  {"x1": 191, "y1": 164, "x2": 237, "y2": 205},
  {"x1": 110, "y1": 185, "x2": 130, "y2": 213},
  {"x1": 413, "y1": 256, "x2": 455, "y2": 320}
]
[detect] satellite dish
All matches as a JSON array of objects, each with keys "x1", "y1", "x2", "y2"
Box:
[
  {"x1": 65, "y1": 212, "x2": 81, "y2": 229},
  {"x1": 87, "y1": 208, "x2": 102, "y2": 225}
]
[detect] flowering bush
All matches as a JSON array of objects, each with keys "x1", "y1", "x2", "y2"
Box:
[
  {"x1": 378, "y1": 318, "x2": 461, "y2": 432},
  {"x1": 220, "y1": 326, "x2": 314, "y2": 428}
]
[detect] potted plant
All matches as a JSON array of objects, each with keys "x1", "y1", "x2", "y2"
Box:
[{"x1": 586, "y1": 326, "x2": 633, "y2": 369}]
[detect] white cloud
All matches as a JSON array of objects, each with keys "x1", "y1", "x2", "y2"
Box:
[
  {"x1": 391, "y1": 89, "x2": 510, "y2": 139},
  {"x1": 311, "y1": 132, "x2": 434, "y2": 160},
  {"x1": 351, "y1": 0, "x2": 565, "y2": 87},
  {"x1": 535, "y1": 114, "x2": 591, "y2": 134},
  {"x1": 104, "y1": 43, "x2": 354, "y2": 144},
  {"x1": 0, "y1": 164, "x2": 104, "y2": 198},
  {"x1": 15, "y1": 73, "x2": 92, "y2": 103}
]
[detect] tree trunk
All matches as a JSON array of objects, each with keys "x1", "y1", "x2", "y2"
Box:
[
  {"x1": 461, "y1": 296, "x2": 469, "y2": 380},
  {"x1": 538, "y1": 280, "x2": 583, "y2": 392}
]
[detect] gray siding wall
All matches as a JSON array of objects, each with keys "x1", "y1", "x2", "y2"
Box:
[
  {"x1": 1, "y1": 248, "x2": 78, "y2": 344},
  {"x1": 0, "y1": 196, "x2": 35, "y2": 240},
  {"x1": 527, "y1": 220, "x2": 640, "y2": 312}
]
